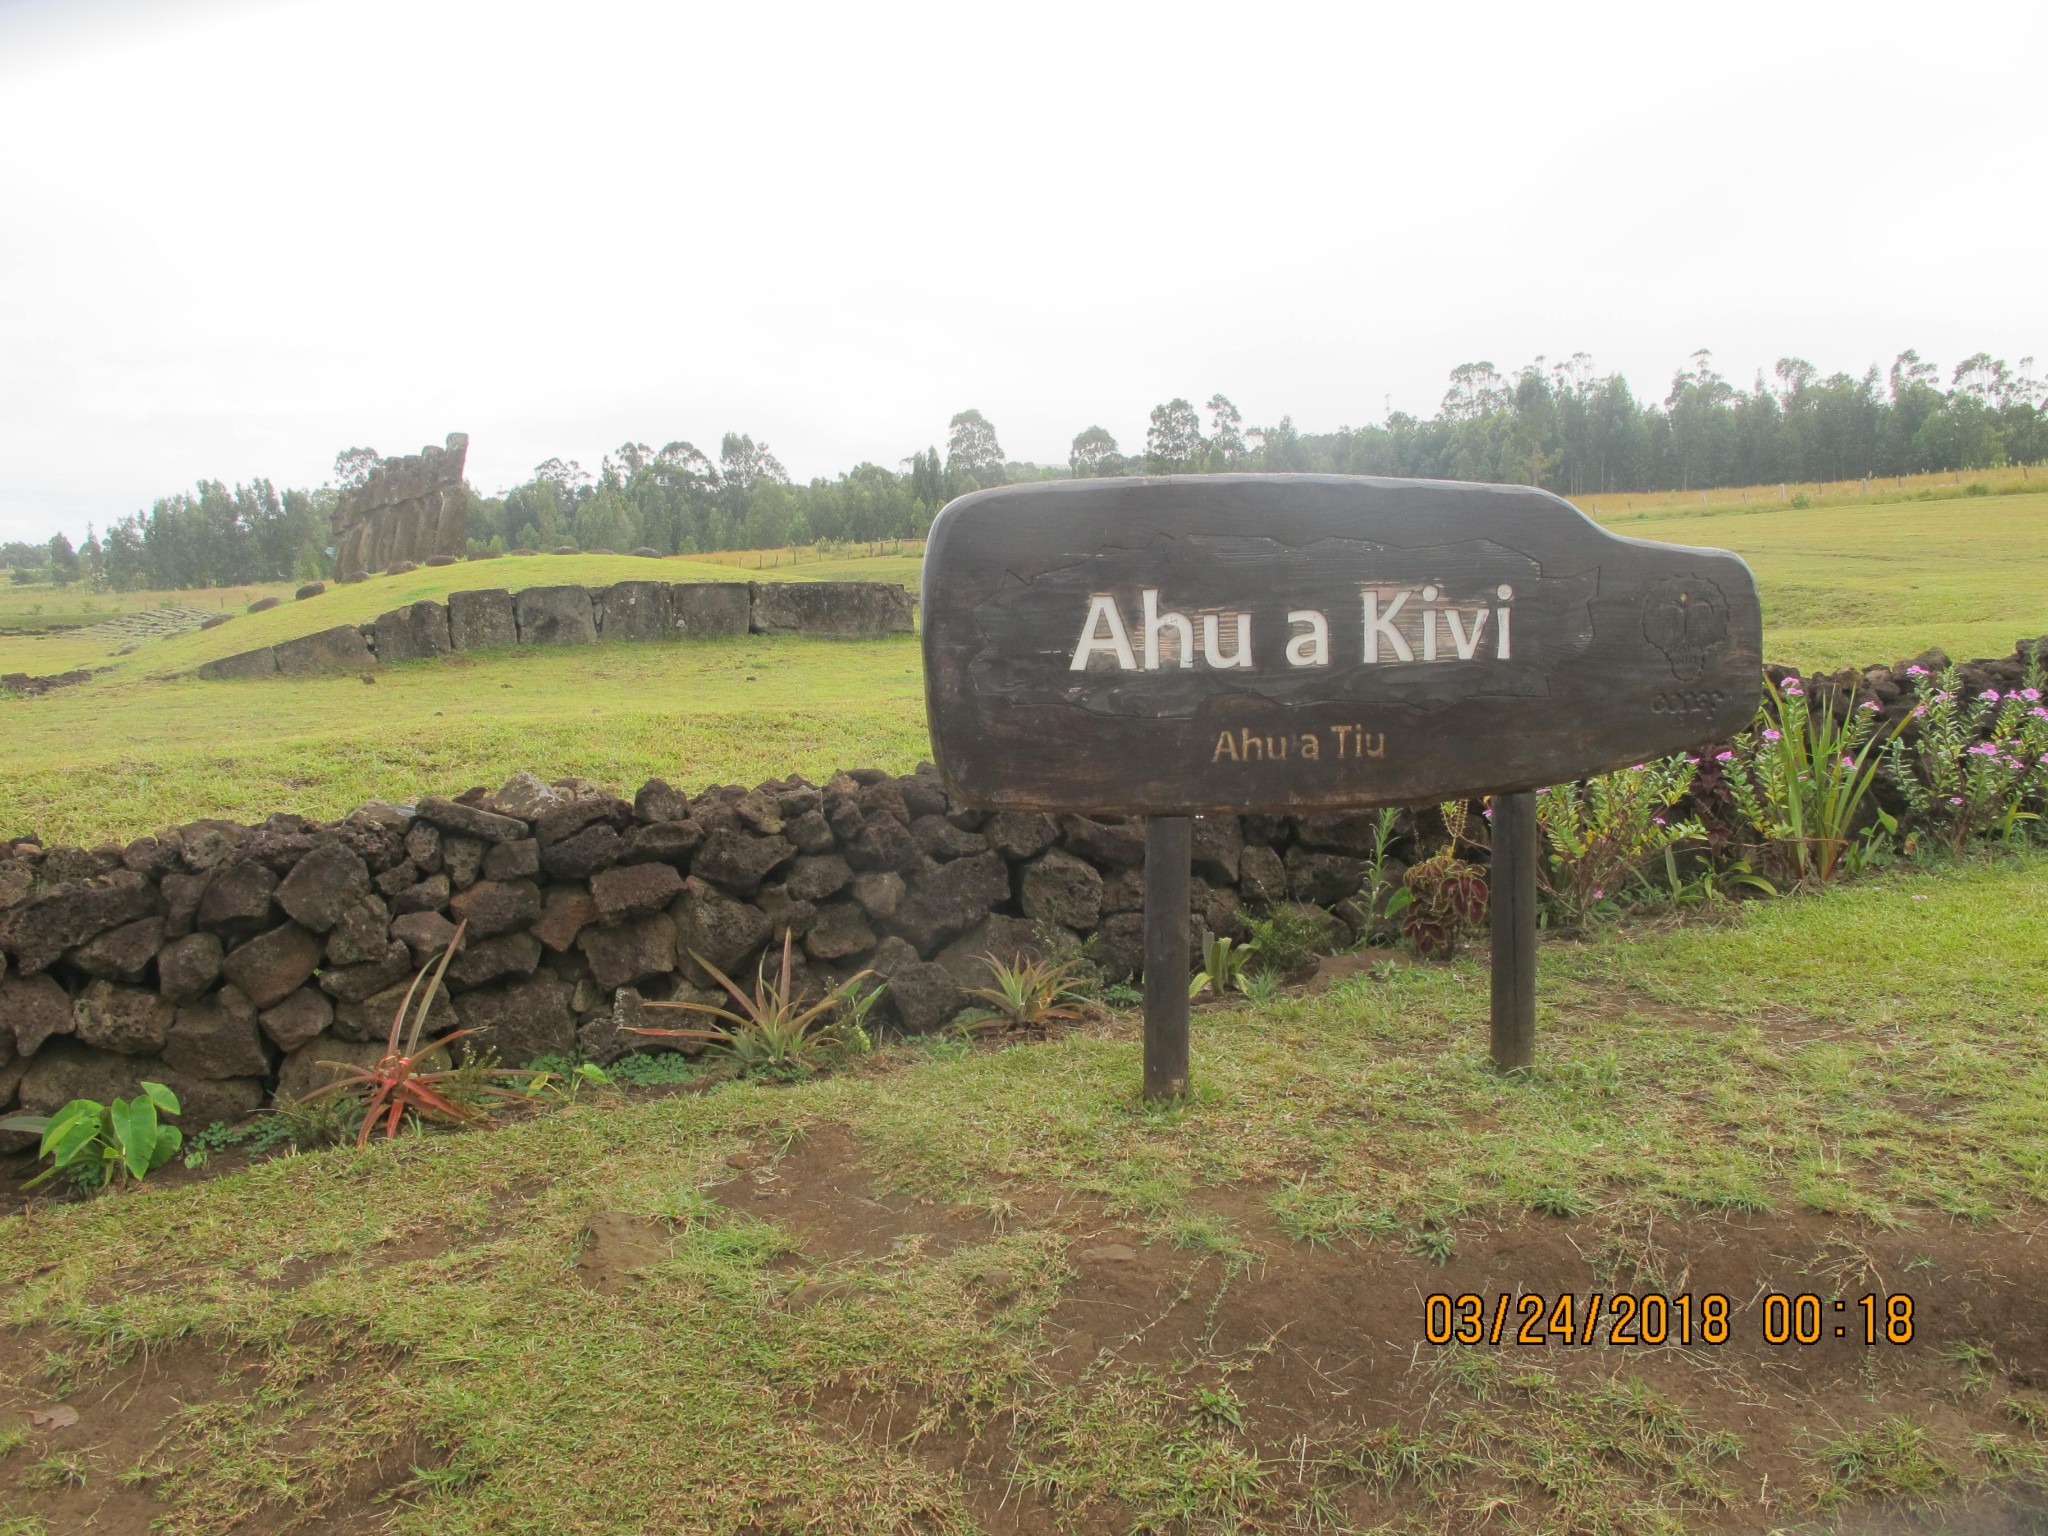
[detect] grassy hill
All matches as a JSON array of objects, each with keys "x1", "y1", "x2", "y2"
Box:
[
  {"x1": 2, "y1": 489, "x2": 2043, "y2": 848},
  {"x1": 0, "y1": 550, "x2": 922, "y2": 681}
]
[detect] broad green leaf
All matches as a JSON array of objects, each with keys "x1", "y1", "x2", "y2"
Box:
[
  {"x1": 141, "y1": 1081, "x2": 181, "y2": 1117},
  {"x1": 0, "y1": 1111, "x2": 52, "y2": 1136},
  {"x1": 40, "y1": 1100, "x2": 105, "y2": 1166},
  {"x1": 109, "y1": 1095, "x2": 160, "y2": 1182},
  {"x1": 148, "y1": 1125, "x2": 183, "y2": 1171}
]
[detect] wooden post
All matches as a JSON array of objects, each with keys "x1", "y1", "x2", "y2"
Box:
[
  {"x1": 1142, "y1": 815, "x2": 1192, "y2": 1102},
  {"x1": 1489, "y1": 791, "x2": 1538, "y2": 1071}
]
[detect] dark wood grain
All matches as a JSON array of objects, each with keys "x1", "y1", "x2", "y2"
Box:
[
  {"x1": 922, "y1": 475, "x2": 1762, "y2": 815},
  {"x1": 1142, "y1": 817, "x2": 1192, "y2": 1102},
  {"x1": 1489, "y1": 791, "x2": 1538, "y2": 1070}
]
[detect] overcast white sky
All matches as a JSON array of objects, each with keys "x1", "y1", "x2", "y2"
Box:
[{"x1": 1, "y1": 0, "x2": 2041, "y2": 543}]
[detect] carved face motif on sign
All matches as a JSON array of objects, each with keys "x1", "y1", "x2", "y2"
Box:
[
  {"x1": 922, "y1": 475, "x2": 1761, "y2": 815},
  {"x1": 1640, "y1": 574, "x2": 1733, "y2": 683}
]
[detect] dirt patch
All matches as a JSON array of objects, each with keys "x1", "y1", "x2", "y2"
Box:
[
  {"x1": 1305, "y1": 947, "x2": 1411, "y2": 993},
  {"x1": 729, "y1": 1131, "x2": 2048, "y2": 1532},
  {"x1": 9, "y1": 1118, "x2": 2047, "y2": 1532},
  {"x1": 0, "y1": 1332, "x2": 241, "y2": 1534},
  {"x1": 1563, "y1": 981, "x2": 1863, "y2": 1048},
  {"x1": 716, "y1": 1122, "x2": 1018, "y2": 1262},
  {"x1": 0, "y1": 1328, "x2": 439, "y2": 1535},
  {"x1": 575, "y1": 1211, "x2": 673, "y2": 1293}
]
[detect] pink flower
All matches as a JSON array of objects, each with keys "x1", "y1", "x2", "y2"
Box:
[
  {"x1": 1860, "y1": 699, "x2": 1880, "y2": 712},
  {"x1": 1968, "y1": 743, "x2": 1996, "y2": 756},
  {"x1": 1906, "y1": 665, "x2": 1929, "y2": 676},
  {"x1": 2032, "y1": 707, "x2": 2048, "y2": 721},
  {"x1": 1982, "y1": 690, "x2": 2002, "y2": 703},
  {"x1": 1592, "y1": 888, "x2": 1604, "y2": 900},
  {"x1": 1912, "y1": 704, "x2": 1928, "y2": 717},
  {"x1": 2023, "y1": 689, "x2": 2043, "y2": 703},
  {"x1": 1764, "y1": 728, "x2": 1782, "y2": 742},
  {"x1": 1783, "y1": 681, "x2": 1804, "y2": 696},
  {"x1": 1715, "y1": 750, "x2": 1734, "y2": 762},
  {"x1": 1839, "y1": 755, "x2": 1854, "y2": 768},
  {"x1": 1653, "y1": 815, "x2": 1666, "y2": 825},
  {"x1": 1949, "y1": 796, "x2": 1965, "y2": 805}
]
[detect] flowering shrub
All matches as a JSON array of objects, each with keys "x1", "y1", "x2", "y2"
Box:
[
  {"x1": 1722, "y1": 674, "x2": 1902, "y2": 885},
  {"x1": 1884, "y1": 656, "x2": 2048, "y2": 850},
  {"x1": 1535, "y1": 755, "x2": 1703, "y2": 924}
]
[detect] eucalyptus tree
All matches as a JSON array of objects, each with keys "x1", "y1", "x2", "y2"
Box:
[
  {"x1": 1205, "y1": 395, "x2": 1247, "y2": 466},
  {"x1": 1069, "y1": 425, "x2": 1123, "y2": 477},
  {"x1": 1145, "y1": 398, "x2": 1204, "y2": 471},
  {"x1": 945, "y1": 410, "x2": 1005, "y2": 490}
]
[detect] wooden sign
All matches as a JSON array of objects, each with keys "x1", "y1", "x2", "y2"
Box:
[{"x1": 922, "y1": 475, "x2": 1761, "y2": 816}]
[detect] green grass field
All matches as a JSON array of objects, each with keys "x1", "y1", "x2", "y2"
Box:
[
  {"x1": 0, "y1": 551, "x2": 922, "y2": 679},
  {"x1": 5, "y1": 857, "x2": 2045, "y2": 1533},
  {"x1": 0, "y1": 635, "x2": 929, "y2": 845},
  {"x1": 1612, "y1": 491, "x2": 2048, "y2": 671},
  {"x1": 0, "y1": 554, "x2": 926, "y2": 845},
  {"x1": 2, "y1": 489, "x2": 2043, "y2": 848}
]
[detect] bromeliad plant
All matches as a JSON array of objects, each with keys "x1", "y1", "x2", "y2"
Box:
[
  {"x1": 964, "y1": 955, "x2": 1092, "y2": 1033},
  {"x1": 0, "y1": 1081, "x2": 183, "y2": 1192},
  {"x1": 1189, "y1": 931, "x2": 1256, "y2": 1000},
  {"x1": 1722, "y1": 674, "x2": 1904, "y2": 886},
  {"x1": 630, "y1": 930, "x2": 880, "y2": 1077},
  {"x1": 1535, "y1": 755, "x2": 1705, "y2": 925},
  {"x1": 299, "y1": 920, "x2": 539, "y2": 1146},
  {"x1": 1884, "y1": 656, "x2": 2048, "y2": 850}
]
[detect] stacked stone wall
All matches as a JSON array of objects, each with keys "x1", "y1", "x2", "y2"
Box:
[
  {"x1": 0, "y1": 763, "x2": 1329, "y2": 1136},
  {"x1": 195, "y1": 581, "x2": 913, "y2": 680},
  {"x1": 7, "y1": 634, "x2": 2042, "y2": 1138}
]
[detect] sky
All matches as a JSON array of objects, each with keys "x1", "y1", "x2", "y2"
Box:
[{"x1": 0, "y1": 0, "x2": 2042, "y2": 543}]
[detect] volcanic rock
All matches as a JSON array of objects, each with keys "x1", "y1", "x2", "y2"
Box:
[
  {"x1": 258, "y1": 987, "x2": 333, "y2": 1053},
  {"x1": 72, "y1": 980, "x2": 175, "y2": 1055},
  {"x1": 221, "y1": 921, "x2": 323, "y2": 1008},
  {"x1": 165, "y1": 985, "x2": 269, "y2": 1079}
]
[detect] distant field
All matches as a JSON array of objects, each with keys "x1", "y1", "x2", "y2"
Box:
[
  {"x1": 2, "y1": 488, "x2": 2043, "y2": 846},
  {"x1": 0, "y1": 634, "x2": 929, "y2": 845},
  {"x1": 1605, "y1": 490, "x2": 2048, "y2": 670},
  {"x1": 1570, "y1": 459, "x2": 2041, "y2": 519},
  {"x1": 0, "y1": 583, "x2": 249, "y2": 637}
]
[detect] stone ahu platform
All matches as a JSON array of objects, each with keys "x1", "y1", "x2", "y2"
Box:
[{"x1": 195, "y1": 580, "x2": 915, "y2": 680}]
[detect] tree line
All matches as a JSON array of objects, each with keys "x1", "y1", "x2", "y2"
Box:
[
  {"x1": 9, "y1": 347, "x2": 2041, "y2": 590},
  {"x1": 6, "y1": 480, "x2": 328, "y2": 591},
  {"x1": 1092, "y1": 350, "x2": 2046, "y2": 494}
]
